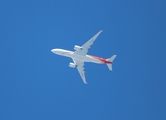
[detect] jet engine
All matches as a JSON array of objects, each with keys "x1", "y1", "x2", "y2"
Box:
[
  {"x1": 69, "y1": 62, "x2": 77, "y2": 68},
  {"x1": 74, "y1": 45, "x2": 83, "y2": 50}
]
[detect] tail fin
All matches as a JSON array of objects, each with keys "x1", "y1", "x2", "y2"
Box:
[{"x1": 106, "y1": 55, "x2": 117, "y2": 71}]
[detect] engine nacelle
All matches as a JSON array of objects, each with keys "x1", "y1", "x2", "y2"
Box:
[
  {"x1": 69, "y1": 62, "x2": 77, "y2": 68},
  {"x1": 74, "y1": 45, "x2": 83, "y2": 50}
]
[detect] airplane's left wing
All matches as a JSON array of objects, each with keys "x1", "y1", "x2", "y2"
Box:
[
  {"x1": 74, "y1": 30, "x2": 103, "y2": 56},
  {"x1": 73, "y1": 59, "x2": 87, "y2": 84}
]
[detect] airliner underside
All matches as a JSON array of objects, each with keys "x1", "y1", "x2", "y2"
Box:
[{"x1": 51, "y1": 30, "x2": 116, "y2": 84}]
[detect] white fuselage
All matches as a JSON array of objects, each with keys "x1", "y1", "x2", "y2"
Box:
[
  {"x1": 51, "y1": 30, "x2": 116, "y2": 84},
  {"x1": 51, "y1": 48, "x2": 104, "y2": 64}
]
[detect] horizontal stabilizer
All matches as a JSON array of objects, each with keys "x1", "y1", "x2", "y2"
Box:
[
  {"x1": 107, "y1": 55, "x2": 117, "y2": 62},
  {"x1": 106, "y1": 55, "x2": 117, "y2": 71}
]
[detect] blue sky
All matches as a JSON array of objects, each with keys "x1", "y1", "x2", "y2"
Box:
[{"x1": 0, "y1": 0, "x2": 166, "y2": 120}]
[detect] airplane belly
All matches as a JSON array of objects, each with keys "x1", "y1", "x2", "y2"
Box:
[
  {"x1": 71, "y1": 54, "x2": 89, "y2": 61},
  {"x1": 74, "y1": 56, "x2": 86, "y2": 61},
  {"x1": 71, "y1": 54, "x2": 101, "y2": 63},
  {"x1": 86, "y1": 55, "x2": 101, "y2": 63},
  {"x1": 89, "y1": 58, "x2": 101, "y2": 63}
]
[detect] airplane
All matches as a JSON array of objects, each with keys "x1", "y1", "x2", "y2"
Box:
[{"x1": 51, "y1": 30, "x2": 116, "y2": 84}]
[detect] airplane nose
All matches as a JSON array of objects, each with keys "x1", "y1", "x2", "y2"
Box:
[{"x1": 51, "y1": 49, "x2": 55, "y2": 53}]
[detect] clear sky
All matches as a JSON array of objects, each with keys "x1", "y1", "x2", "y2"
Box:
[{"x1": 0, "y1": 0, "x2": 166, "y2": 120}]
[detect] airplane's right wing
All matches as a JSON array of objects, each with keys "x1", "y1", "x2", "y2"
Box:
[
  {"x1": 74, "y1": 30, "x2": 103, "y2": 56},
  {"x1": 73, "y1": 59, "x2": 87, "y2": 84}
]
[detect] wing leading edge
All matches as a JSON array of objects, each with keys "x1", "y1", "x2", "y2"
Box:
[
  {"x1": 73, "y1": 59, "x2": 87, "y2": 84},
  {"x1": 74, "y1": 30, "x2": 103, "y2": 56},
  {"x1": 72, "y1": 30, "x2": 103, "y2": 84}
]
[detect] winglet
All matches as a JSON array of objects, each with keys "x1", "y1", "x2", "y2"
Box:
[{"x1": 100, "y1": 30, "x2": 103, "y2": 32}]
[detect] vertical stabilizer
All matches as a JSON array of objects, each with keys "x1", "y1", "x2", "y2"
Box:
[{"x1": 106, "y1": 55, "x2": 117, "y2": 71}]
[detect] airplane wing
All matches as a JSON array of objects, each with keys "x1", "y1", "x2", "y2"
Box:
[
  {"x1": 73, "y1": 59, "x2": 87, "y2": 84},
  {"x1": 74, "y1": 30, "x2": 103, "y2": 56}
]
